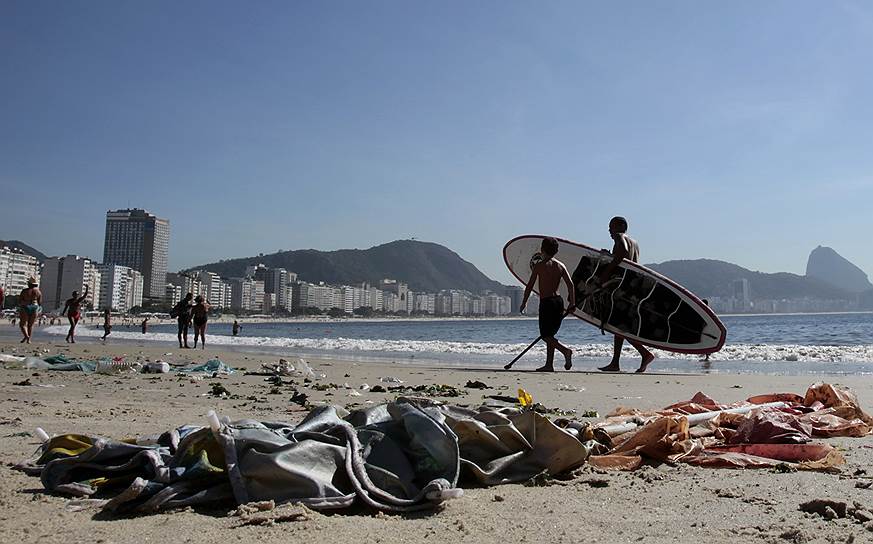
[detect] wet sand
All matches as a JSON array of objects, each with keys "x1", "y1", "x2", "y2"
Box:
[{"x1": 2, "y1": 334, "x2": 873, "y2": 544}]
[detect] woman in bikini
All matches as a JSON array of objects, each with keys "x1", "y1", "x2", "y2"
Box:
[
  {"x1": 18, "y1": 276, "x2": 42, "y2": 343},
  {"x1": 191, "y1": 295, "x2": 211, "y2": 349},
  {"x1": 62, "y1": 285, "x2": 89, "y2": 343}
]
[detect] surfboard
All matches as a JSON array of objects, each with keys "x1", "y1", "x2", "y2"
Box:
[{"x1": 503, "y1": 235, "x2": 727, "y2": 354}]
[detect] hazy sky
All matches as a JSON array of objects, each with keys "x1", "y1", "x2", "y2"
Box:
[{"x1": 3, "y1": 1, "x2": 872, "y2": 284}]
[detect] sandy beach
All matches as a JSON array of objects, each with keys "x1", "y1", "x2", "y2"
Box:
[{"x1": 2, "y1": 331, "x2": 873, "y2": 544}]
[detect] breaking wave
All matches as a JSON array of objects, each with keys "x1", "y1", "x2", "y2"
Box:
[{"x1": 42, "y1": 326, "x2": 873, "y2": 363}]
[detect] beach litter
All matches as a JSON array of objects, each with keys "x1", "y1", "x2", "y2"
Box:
[
  {"x1": 178, "y1": 359, "x2": 236, "y2": 375},
  {"x1": 464, "y1": 380, "x2": 489, "y2": 389},
  {"x1": 289, "y1": 390, "x2": 309, "y2": 406},
  {"x1": 556, "y1": 384, "x2": 585, "y2": 392},
  {"x1": 380, "y1": 376, "x2": 403, "y2": 384},
  {"x1": 95, "y1": 357, "x2": 139, "y2": 375},
  {"x1": 142, "y1": 361, "x2": 170, "y2": 374},
  {"x1": 13, "y1": 382, "x2": 873, "y2": 518},
  {"x1": 209, "y1": 383, "x2": 232, "y2": 397}
]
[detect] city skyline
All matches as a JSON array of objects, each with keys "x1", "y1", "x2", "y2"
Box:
[{"x1": 3, "y1": 2, "x2": 873, "y2": 284}]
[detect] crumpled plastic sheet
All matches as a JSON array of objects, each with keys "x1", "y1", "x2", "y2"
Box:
[
  {"x1": 594, "y1": 382, "x2": 870, "y2": 471},
  {"x1": 16, "y1": 397, "x2": 596, "y2": 515},
  {"x1": 177, "y1": 359, "x2": 236, "y2": 374}
]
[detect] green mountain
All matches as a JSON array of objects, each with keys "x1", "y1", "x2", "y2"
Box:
[
  {"x1": 189, "y1": 240, "x2": 505, "y2": 294},
  {"x1": 0, "y1": 240, "x2": 47, "y2": 263},
  {"x1": 647, "y1": 259, "x2": 852, "y2": 300}
]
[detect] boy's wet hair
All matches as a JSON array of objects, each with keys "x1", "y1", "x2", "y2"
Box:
[
  {"x1": 610, "y1": 216, "x2": 628, "y2": 233},
  {"x1": 541, "y1": 237, "x2": 559, "y2": 256}
]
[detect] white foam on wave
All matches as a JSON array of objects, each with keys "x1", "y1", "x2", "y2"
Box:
[{"x1": 42, "y1": 325, "x2": 873, "y2": 362}]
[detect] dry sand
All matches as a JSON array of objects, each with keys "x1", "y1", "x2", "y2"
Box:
[{"x1": 2, "y1": 332, "x2": 873, "y2": 544}]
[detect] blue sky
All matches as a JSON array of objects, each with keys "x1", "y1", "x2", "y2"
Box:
[{"x1": 2, "y1": 1, "x2": 872, "y2": 285}]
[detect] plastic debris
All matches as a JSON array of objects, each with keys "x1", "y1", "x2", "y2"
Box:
[{"x1": 518, "y1": 388, "x2": 533, "y2": 407}]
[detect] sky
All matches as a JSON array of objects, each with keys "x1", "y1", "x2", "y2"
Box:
[{"x1": 2, "y1": 1, "x2": 873, "y2": 285}]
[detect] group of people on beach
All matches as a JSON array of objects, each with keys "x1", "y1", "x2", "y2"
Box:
[
  {"x1": 520, "y1": 216, "x2": 656, "y2": 373},
  {"x1": 4, "y1": 275, "x2": 242, "y2": 349},
  {"x1": 171, "y1": 293, "x2": 211, "y2": 349}
]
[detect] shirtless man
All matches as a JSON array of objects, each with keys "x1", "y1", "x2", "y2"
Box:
[
  {"x1": 62, "y1": 285, "x2": 89, "y2": 343},
  {"x1": 597, "y1": 216, "x2": 655, "y2": 373},
  {"x1": 173, "y1": 293, "x2": 194, "y2": 348},
  {"x1": 520, "y1": 237, "x2": 575, "y2": 372},
  {"x1": 18, "y1": 276, "x2": 42, "y2": 343}
]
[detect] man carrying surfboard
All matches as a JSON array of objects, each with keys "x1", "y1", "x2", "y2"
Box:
[
  {"x1": 597, "y1": 216, "x2": 656, "y2": 373},
  {"x1": 519, "y1": 237, "x2": 575, "y2": 372}
]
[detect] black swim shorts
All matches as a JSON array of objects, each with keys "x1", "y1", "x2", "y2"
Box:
[{"x1": 538, "y1": 295, "x2": 564, "y2": 338}]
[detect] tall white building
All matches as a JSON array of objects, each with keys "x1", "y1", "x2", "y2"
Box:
[
  {"x1": 97, "y1": 264, "x2": 143, "y2": 312},
  {"x1": 295, "y1": 282, "x2": 343, "y2": 311},
  {"x1": 165, "y1": 283, "x2": 183, "y2": 306},
  {"x1": 0, "y1": 247, "x2": 41, "y2": 300},
  {"x1": 196, "y1": 271, "x2": 229, "y2": 308},
  {"x1": 41, "y1": 255, "x2": 101, "y2": 312},
  {"x1": 484, "y1": 293, "x2": 512, "y2": 315},
  {"x1": 413, "y1": 293, "x2": 436, "y2": 314}
]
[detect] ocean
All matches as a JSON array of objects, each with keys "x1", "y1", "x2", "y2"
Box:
[{"x1": 41, "y1": 312, "x2": 873, "y2": 375}]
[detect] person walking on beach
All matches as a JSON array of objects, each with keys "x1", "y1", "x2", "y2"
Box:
[
  {"x1": 141, "y1": 318, "x2": 148, "y2": 334},
  {"x1": 18, "y1": 276, "x2": 41, "y2": 343},
  {"x1": 191, "y1": 295, "x2": 211, "y2": 349},
  {"x1": 232, "y1": 320, "x2": 241, "y2": 337},
  {"x1": 101, "y1": 308, "x2": 112, "y2": 341},
  {"x1": 173, "y1": 293, "x2": 194, "y2": 349},
  {"x1": 597, "y1": 216, "x2": 655, "y2": 373},
  {"x1": 520, "y1": 237, "x2": 575, "y2": 372},
  {"x1": 61, "y1": 285, "x2": 89, "y2": 343}
]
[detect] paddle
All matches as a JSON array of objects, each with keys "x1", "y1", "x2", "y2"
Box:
[{"x1": 504, "y1": 307, "x2": 574, "y2": 370}]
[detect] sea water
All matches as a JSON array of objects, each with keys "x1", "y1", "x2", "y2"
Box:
[{"x1": 40, "y1": 312, "x2": 873, "y2": 375}]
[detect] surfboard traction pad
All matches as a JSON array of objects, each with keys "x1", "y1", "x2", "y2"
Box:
[{"x1": 570, "y1": 254, "x2": 708, "y2": 346}]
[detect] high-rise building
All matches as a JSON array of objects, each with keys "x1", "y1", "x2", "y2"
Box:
[
  {"x1": 103, "y1": 209, "x2": 169, "y2": 301},
  {"x1": 732, "y1": 278, "x2": 752, "y2": 312},
  {"x1": 264, "y1": 268, "x2": 291, "y2": 310},
  {"x1": 501, "y1": 285, "x2": 525, "y2": 314},
  {"x1": 97, "y1": 264, "x2": 143, "y2": 313},
  {"x1": 0, "y1": 246, "x2": 41, "y2": 300},
  {"x1": 41, "y1": 255, "x2": 102, "y2": 312}
]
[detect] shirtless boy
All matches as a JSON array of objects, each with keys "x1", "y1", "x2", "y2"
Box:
[
  {"x1": 597, "y1": 216, "x2": 655, "y2": 373},
  {"x1": 62, "y1": 285, "x2": 89, "y2": 343},
  {"x1": 520, "y1": 237, "x2": 576, "y2": 372}
]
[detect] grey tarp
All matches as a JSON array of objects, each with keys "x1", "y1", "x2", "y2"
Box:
[{"x1": 17, "y1": 398, "x2": 595, "y2": 514}]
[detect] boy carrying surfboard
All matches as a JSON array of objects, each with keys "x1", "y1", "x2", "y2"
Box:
[{"x1": 519, "y1": 237, "x2": 575, "y2": 372}]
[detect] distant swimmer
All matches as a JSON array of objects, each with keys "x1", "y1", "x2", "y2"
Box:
[
  {"x1": 520, "y1": 237, "x2": 575, "y2": 372},
  {"x1": 597, "y1": 216, "x2": 655, "y2": 373},
  {"x1": 232, "y1": 320, "x2": 241, "y2": 336},
  {"x1": 18, "y1": 276, "x2": 42, "y2": 344},
  {"x1": 62, "y1": 285, "x2": 89, "y2": 343}
]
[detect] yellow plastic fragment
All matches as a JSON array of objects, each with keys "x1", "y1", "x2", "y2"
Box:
[{"x1": 518, "y1": 388, "x2": 533, "y2": 407}]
